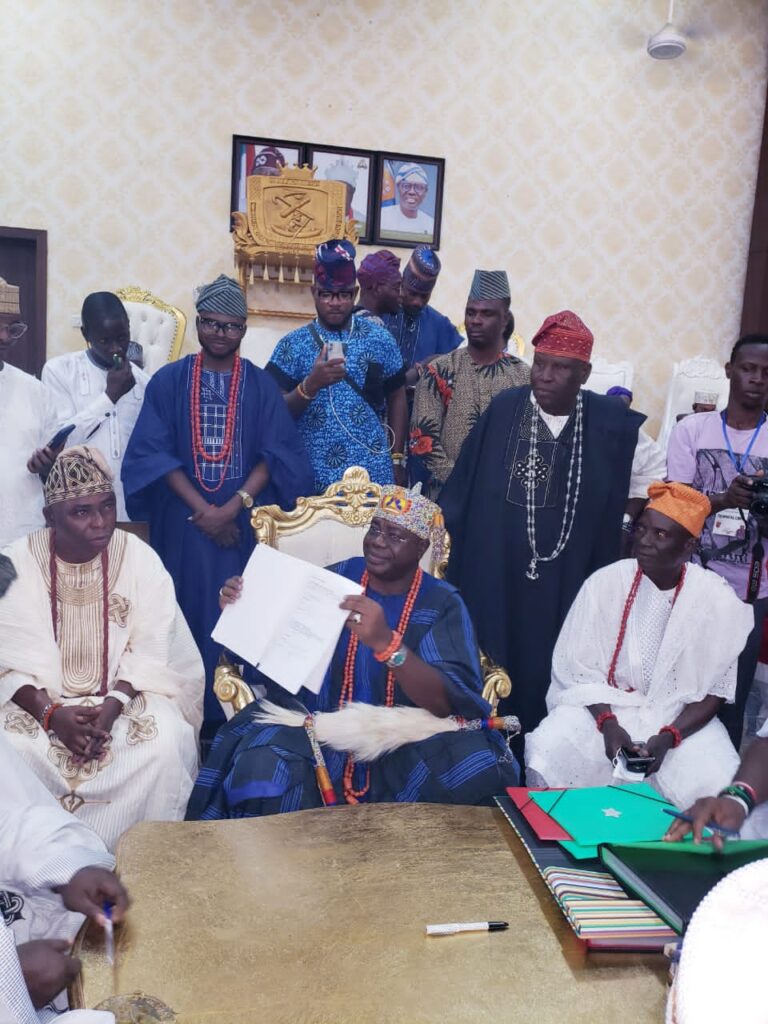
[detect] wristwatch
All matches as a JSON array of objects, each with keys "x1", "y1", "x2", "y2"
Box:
[
  {"x1": 387, "y1": 646, "x2": 407, "y2": 668},
  {"x1": 237, "y1": 489, "x2": 254, "y2": 509}
]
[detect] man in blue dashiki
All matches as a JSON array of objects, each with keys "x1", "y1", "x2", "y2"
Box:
[
  {"x1": 122, "y1": 275, "x2": 313, "y2": 735},
  {"x1": 185, "y1": 485, "x2": 519, "y2": 819},
  {"x1": 382, "y1": 245, "x2": 461, "y2": 392},
  {"x1": 266, "y1": 240, "x2": 409, "y2": 492}
]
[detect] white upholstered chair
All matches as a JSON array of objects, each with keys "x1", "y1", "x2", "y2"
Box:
[
  {"x1": 116, "y1": 286, "x2": 186, "y2": 375},
  {"x1": 214, "y1": 466, "x2": 511, "y2": 717},
  {"x1": 584, "y1": 356, "x2": 634, "y2": 394},
  {"x1": 657, "y1": 355, "x2": 728, "y2": 451}
]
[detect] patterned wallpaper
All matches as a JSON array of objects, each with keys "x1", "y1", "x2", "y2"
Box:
[{"x1": 2, "y1": 0, "x2": 767, "y2": 432}]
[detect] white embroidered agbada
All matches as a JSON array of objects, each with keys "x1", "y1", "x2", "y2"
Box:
[
  {"x1": 0, "y1": 364, "x2": 61, "y2": 548},
  {"x1": 41, "y1": 351, "x2": 149, "y2": 521},
  {"x1": 0, "y1": 528, "x2": 204, "y2": 851},
  {"x1": 0, "y1": 732, "x2": 115, "y2": 1023},
  {"x1": 525, "y1": 559, "x2": 754, "y2": 808}
]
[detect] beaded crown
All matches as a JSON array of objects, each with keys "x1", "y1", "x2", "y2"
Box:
[
  {"x1": 373, "y1": 484, "x2": 443, "y2": 542},
  {"x1": 44, "y1": 445, "x2": 114, "y2": 507}
]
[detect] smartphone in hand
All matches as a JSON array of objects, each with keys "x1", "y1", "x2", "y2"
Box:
[
  {"x1": 46, "y1": 423, "x2": 76, "y2": 450},
  {"x1": 326, "y1": 340, "x2": 345, "y2": 361}
]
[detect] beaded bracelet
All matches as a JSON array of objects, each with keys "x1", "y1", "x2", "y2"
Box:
[
  {"x1": 595, "y1": 711, "x2": 617, "y2": 732},
  {"x1": 719, "y1": 792, "x2": 751, "y2": 818},
  {"x1": 374, "y1": 630, "x2": 403, "y2": 664},
  {"x1": 659, "y1": 724, "x2": 682, "y2": 748},
  {"x1": 719, "y1": 783, "x2": 756, "y2": 814},
  {"x1": 41, "y1": 701, "x2": 63, "y2": 733},
  {"x1": 732, "y1": 780, "x2": 758, "y2": 805}
]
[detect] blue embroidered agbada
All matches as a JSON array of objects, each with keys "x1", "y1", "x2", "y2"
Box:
[
  {"x1": 185, "y1": 558, "x2": 519, "y2": 819},
  {"x1": 382, "y1": 305, "x2": 461, "y2": 369},
  {"x1": 121, "y1": 355, "x2": 313, "y2": 727}
]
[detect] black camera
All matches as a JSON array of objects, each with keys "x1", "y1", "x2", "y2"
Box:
[{"x1": 749, "y1": 477, "x2": 768, "y2": 516}]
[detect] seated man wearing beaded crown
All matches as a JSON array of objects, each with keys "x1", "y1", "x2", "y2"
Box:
[
  {"x1": 525, "y1": 482, "x2": 753, "y2": 808},
  {"x1": 185, "y1": 485, "x2": 519, "y2": 820},
  {"x1": 0, "y1": 446, "x2": 204, "y2": 851}
]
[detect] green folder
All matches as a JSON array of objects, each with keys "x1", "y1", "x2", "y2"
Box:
[{"x1": 530, "y1": 784, "x2": 674, "y2": 852}]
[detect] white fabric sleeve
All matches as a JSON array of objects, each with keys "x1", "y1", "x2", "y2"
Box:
[
  {"x1": 41, "y1": 362, "x2": 113, "y2": 444},
  {"x1": 0, "y1": 917, "x2": 38, "y2": 1024},
  {"x1": 628, "y1": 429, "x2": 667, "y2": 499},
  {"x1": 0, "y1": 735, "x2": 114, "y2": 895}
]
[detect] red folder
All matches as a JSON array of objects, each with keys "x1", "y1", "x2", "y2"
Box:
[{"x1": 506, "y1": 787, "x2": 574, "y2": 842}]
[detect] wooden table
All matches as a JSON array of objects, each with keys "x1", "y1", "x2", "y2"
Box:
[{"x1": 72, "y1": 804, "x2": 667, "y2": 1023}]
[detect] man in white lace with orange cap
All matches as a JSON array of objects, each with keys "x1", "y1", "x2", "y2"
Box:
[{"x1": 525, "y1": 481, "x2": 754, "y2": 807}]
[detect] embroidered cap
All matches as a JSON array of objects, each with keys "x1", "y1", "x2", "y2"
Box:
[
  {"x1": 646, "y1": 480, "x2": 711, "y2": 538},
  {"x1": 532, "y1": 310, "x2": 594, "y2": 363},
  {"x1": 358, "y1": 250, "x2": 401, "y2": 289},
  {"x1": 195, "y1": 274, "x2": 247, "y2": 319},
  {"x1": 403, "y1": 245, "x2": 441, "y2": 295},
  {"x1": 314, "y1": 239, "x2": 357, "y2": 292},
  {"x1": 251, "y1": 145, "x2": 286, "y2": 174},
  {"x1": 44, "y1": 445, "x2": 114, "y2": 508},
  {"x1": 0, "y1": 277, "x2": 20, "y2": 316},
  {"x1": 373, "y1": 484, "x2": 443, "y2": 542},
  {"x1": 468, "y1": 270, "x2": 511, "y2": 302},
  {"x1": 395, "y1": 162, "x2": 428, "y2": 187}
]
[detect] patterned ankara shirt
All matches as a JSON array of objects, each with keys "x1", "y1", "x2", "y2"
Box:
[
  {"x1": 267, "y1": 315, "x2": 405, "y2": 493},
  {"x1": 410, "y1": 347, "x2": 530, "y2": 497}
]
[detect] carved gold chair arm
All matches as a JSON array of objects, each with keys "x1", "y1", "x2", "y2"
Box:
[
  {"x1": 479, "y1": 654, "x2": 512, "y2": 717},
  {"x1": 213, "y1": 655, "x2": 257, "y2": 715}
]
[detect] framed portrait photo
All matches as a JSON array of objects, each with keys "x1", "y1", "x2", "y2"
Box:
[
  {"x1": 374, "y1": 152, "x2": 445, "y2": 249},
  {"x1": 307, "y1": 144, "x2": 376, "y2": 244},
  {"x1": 230, "y1": 135, "x2": 306, "y2": 228}
]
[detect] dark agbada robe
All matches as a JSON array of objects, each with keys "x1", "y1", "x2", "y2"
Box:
[{"x1": 440, "y1": 386, "x2": 644, "y2": 735}]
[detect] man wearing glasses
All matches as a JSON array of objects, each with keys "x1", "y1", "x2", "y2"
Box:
[
  {"x1": 0, "y1": 276, "x2": 61, "y2": 547},
  {"x1": 379, "y1": 163, "x2": 435, "y2": 238},
  {"x1": 122, "y1": 275, "x2": 312, "y2": 736}
]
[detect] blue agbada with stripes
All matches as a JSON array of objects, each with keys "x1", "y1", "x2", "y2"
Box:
[{"x1": 186, "y1": 557, "x2": 519, "y2": 819}]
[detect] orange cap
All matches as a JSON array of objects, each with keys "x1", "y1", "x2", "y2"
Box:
[{"x1": 646, "y1": 481, "x2": 711, "y2": 538}]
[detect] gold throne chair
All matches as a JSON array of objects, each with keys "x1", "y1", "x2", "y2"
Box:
[{"x1": 214, "y1": 467, "x2": 511, "y2": 717}]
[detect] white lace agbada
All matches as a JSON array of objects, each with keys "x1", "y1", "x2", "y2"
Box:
[{"x1": 525, "y1": 559, "x2": 754, "y2": 807}]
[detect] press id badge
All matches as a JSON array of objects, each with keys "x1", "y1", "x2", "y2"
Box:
[{"x1": 712, "y1": 508, "x2": 746, "y2": 539}]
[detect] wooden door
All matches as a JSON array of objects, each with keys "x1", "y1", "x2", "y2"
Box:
[{"x1": 0, "y1": 226, "x2": 47, "y2": 376}]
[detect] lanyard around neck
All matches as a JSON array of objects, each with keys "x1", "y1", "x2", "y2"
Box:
[{"x1": 720, "y1": 410, "x2": 765, "y2": 474}]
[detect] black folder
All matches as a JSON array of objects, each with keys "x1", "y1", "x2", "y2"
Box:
[{"x1": 599, "y1": 840, "x2": 768, "y2": 933}]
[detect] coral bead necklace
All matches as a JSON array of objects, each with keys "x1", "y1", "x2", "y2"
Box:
[
  {"x1": 606, "y1": 564, "x2": 686, "y2": 688},
  {"x1": 339, "y1": 566, "x2": 423, "y2": 803},
  {"x1": 190, "y1": 351, "x2": 242, "y2": 494}
]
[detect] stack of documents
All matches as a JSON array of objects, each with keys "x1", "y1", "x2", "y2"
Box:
[
  {"x1": 495, "y1": 786, "x2": 679, "y2": 950},
  {"x1": 212, "y1": 545, "x2": 363, "y2": 695}
]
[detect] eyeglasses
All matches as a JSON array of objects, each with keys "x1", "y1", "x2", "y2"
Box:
[
  {"x1": 367, "y1": 522, "x2": 410, "y2": 546},
  {"x1": 198, "y1": 316, "x2": 246, "y2": 338},
  {"x1": 398, "y1": 182, "x2": 427, "y2": 195},
  {"x1": 317, "y1": 290, "x2": 355, "y2": 302},
  {"x1": 0, "y1": 321, "x2": 28, "y2": 340}
]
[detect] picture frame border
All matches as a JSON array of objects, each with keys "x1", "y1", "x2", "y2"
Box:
[
  {"x1": 230, "y1": 134, "x2": 307, "y2": 231},
  {"x1": 373, "y1": 150, "x2": 445, "y2": 250},
  {"x1": 306, "y1": 142, "x2": 377, "y2": 245}
]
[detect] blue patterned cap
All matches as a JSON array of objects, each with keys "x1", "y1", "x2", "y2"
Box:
[
  {"x1": 314, "y1": 239, "x2": 357, "y2": 291},
  {"x1": 403, "y1": 245, "x2": 441, "y2": 295}
]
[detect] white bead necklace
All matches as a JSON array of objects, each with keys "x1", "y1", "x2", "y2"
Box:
[{"x1": 525, "y1": 393, "x2": 584, "y2": 580}]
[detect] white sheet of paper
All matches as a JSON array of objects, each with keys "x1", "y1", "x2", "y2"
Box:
[{"x1": 212, "y1": 545, "x2": 363, "y2": 694}]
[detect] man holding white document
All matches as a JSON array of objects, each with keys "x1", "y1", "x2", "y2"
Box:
[{"x1": 186, "y1": 485, "x2": 519, "y2": 818}]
